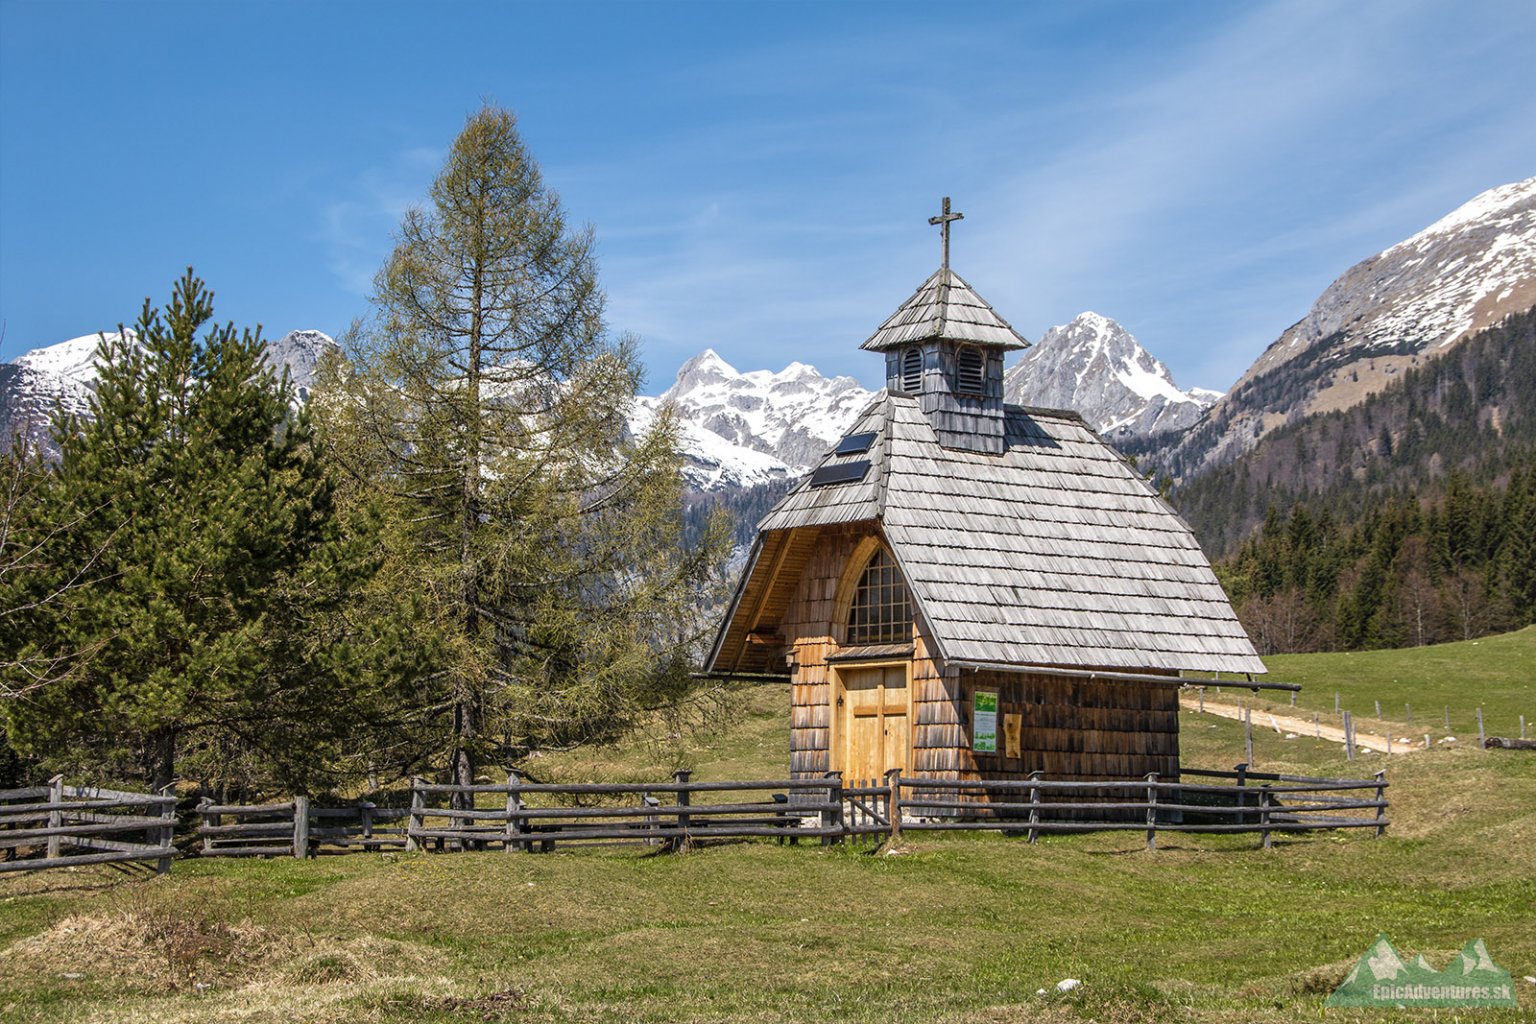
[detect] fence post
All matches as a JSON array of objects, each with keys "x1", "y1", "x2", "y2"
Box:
[
  {"x1": 156, "y1": 786, "x2": 176, "y2": 875},
  {"x1": 1314, "y1": 712, "x2": 1321, "y2": 739},
  {"x1": 1343, "y1": 711, "x2": 1355, "y2": 760},
  {"x1": 1444, "y1": 705, "x2": 1450, "y2": 730},
  {"x1": 1027, "y1": 770, "x2": 1042, "y2": 844},
  {"x1": 405, "y1": 778, "x2": 424, "y2": 852},
  {"x1": 1335, "y1": 692, "x2": 1340, "y2": 713},
  {"x1": 292, "y1": 795, "x2": 310, "y2": 859},
  {"x1": 671, "y1": 770, "x2": 692, "y2": 852},
  {"x1": 1477, "y1": 707, "x2": 1485, "y2": 749},
  {"x1": 820, "y1": 771, "x2": 844, "y2": 846},
  {"x1": 1198, "y1": 686, "x2": 1204, "y2": 714},
  {"x1": 359, "y1": 800, "x2": 376, "y2": 853},
  {"x1": 1386, "y1": 732, "x2": 1392, "y2": 757},
  {"x1": 1244, "y1": 707, "x2": 1254, "y2": 766},
  {"x1": 1375, "y1": 700, "x2": 1382, "y2": 720},
  {"x1": 45, "y1": 774, "x2": 64, "y2": 861},
  {"x1": 1259, "y1": 785, "x2": 1273, "y2": 850},
  {"x1": 1373, "y1": 770, "x2": 1387, "y2": 838},
  {"x1": 1405, "y1": 703, "x2": 1413, "y2": 726},
  {"x1": 1290, "y1": 689, "x2": 1297, "y2": 707},
  {"x1": 885, "y1": 768, "x2": 902, "y2": 843},
  {"x1": 1144, "y1": 773, "x2": 1158, "y2": 851},
  {"x1": 1424, "y1": 733, "x2": 1431, "y2": 751},
  {"x1": 1522, "y1": 715, "x2": 1527, "y2": 741},
  {"x1": 197, "y1": 797, "x2": 216, "y2": 855},
  {"x1": 504, "y1": 773, "x2": 524, "y2": 853}
]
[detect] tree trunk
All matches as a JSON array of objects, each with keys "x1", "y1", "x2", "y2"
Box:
[
  {"x1": 148, "y1": 727, "x2": 177, "y2": 793},
  {"x1": 450, "y1": 250, "x2": 487, "y2": 811}
]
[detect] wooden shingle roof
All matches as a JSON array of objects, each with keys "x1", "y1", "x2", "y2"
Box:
[
  {"x1": 861, "y1": 268, "x2": 1030, "y2": 352},
  {"x1": 709, "y1": 394, "x2": 1265, "y2": 676}
]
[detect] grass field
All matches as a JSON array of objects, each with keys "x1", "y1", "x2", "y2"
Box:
[{"x1": 2, "y1": 633, "x2": 1534, "y2": 1023}]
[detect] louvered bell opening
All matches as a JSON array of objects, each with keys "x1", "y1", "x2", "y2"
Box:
[
  {"x1": 956, "y1": 347, "x2": 985, "y2": 395},
  {"x1": 901, "y1": 347, "x2": 922, "y2": 392}
]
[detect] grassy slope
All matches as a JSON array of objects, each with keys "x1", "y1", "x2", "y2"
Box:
[
  {"x1": 1201, "y1": 625, "x2": 1536, "y2": 746},
  {"x1": 2, "y1": 639, "x2": 1534, "y2": 1023}
]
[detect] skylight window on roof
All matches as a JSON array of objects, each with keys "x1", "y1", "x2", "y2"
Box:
[
  {"x1": 834, "y1": 431, "x2": 877, "y2": 455},
  {"x1": 808, "y1": 460, "x2": 870, "y2": 488}
]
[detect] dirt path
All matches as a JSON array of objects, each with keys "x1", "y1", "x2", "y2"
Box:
[{"x1": 1179, "y1": 695, "x2": 1427, "y2": 756}]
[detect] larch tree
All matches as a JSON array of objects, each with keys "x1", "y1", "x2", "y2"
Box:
[
  {"x1": 315, "y1": 106, "x2": 726, "y2": 801},
  {"x1": 0, "y1": 271, "x2": 403, "y2": 793}
]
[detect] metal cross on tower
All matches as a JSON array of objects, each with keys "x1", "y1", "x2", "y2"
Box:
[{"x1": 929, "y1": 196, "x2": 964, "y2": 269}]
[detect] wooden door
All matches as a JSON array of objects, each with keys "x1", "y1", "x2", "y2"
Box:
[{"x1": 841, "y1": 666, "x2": 910, "y2": 782}]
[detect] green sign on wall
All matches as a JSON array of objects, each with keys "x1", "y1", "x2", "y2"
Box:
[{"x1": 973, "y1": 691, "x2": 998, "y2": 753}]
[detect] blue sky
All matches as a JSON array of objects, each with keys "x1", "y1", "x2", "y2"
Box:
[{"x1": 2, "y1": 1, "x2": 1533, "y2": 394}]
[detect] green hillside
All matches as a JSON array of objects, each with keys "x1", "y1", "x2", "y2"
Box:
[{"x1": 1203, "y1": 624, "x2": 1536, "y2": 745}]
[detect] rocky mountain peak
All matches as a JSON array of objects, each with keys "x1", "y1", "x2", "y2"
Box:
[
  {"x1": 671, "y1": 347, "x2": 737, "y2": 390},
  {"x1": 1160, "y1": 175, "x2": 1536, "y2": 480},
  {"x1": 264, "y1": 329, "x2": 336, "y2": 401},
  {"x1": 1004, "y1": 312, "x2": 1219, "y2": 437}
]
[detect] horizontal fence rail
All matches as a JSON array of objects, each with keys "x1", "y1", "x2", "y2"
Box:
[{"x1": 0, "y1": 776, "x2": 176, "y2": 874}]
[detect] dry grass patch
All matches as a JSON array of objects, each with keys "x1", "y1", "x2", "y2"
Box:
[{"x1": 1, "y1": 906, "x2": 454, "y2": 995}]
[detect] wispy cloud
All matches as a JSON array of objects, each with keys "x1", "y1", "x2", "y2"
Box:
[{"x1": 314, "y1": 146, "x2": 440, "y2": 298}]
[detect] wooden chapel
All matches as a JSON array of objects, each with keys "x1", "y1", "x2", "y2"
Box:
[{"x1": 704, "y1": 199, "x2": 1265, "y2": 789}]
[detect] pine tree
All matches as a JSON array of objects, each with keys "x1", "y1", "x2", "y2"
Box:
[
  {"x1": 0, "y1": 271, "x2": 395, "y2": 793},
  {"x1": 315, "y1": 107, "x2": 727, "y2": 800}
]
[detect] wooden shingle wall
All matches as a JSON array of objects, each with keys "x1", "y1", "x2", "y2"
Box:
[
  {"x1": 957, "y1": 670, "x2": 1180, "y2": 783},
  {"x1": 910, "y1": 636, "x2": 961, "y2": 779},
  {"x1": 781, "y1": 527, "x2": 861, "y2": 779},
  {"x1": 919, "y1": 343, "x2": 1005, "y2": 455}
]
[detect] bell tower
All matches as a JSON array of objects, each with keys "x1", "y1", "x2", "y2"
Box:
[{"x1": 860, "y1": 198, "x2": 1029, "y2": 455}]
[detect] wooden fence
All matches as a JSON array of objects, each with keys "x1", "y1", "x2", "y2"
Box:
[
  {"x1": 399, "y1": 765, "x2": 1386, "y2": 853},
  {"x1": 0, "y1": 776, "x2": 176, "y2": 874},
  {"x1": 197, "y1": 797, "x2": 410, "y2": 858},
  {"x1": 405, "y1": 772, "x2": 845, "y2": 852},
  {"x1": 0, "y1": 765, "x2": 1389, "y2": 873},
  {"x1": 892, "y1": 765, "x2": 1389, "y2": 849}
]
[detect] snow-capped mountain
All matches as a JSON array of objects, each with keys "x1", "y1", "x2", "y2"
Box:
[
  {"x1": 0, "y1": 329, "x2": 337, "y2": 456},
  {"x1": 1003, "y1": 312, "x2": 1220, "y2": 437},
  {"x1": 0, "y1": 332, "x2": 139, "y2": 458},
  {"x1": 264, "y1": 329, "x2": 335, "y2": 403},
  {"x1": 1163, "y1": 175, "x2": 1536, "y2": 479},
  {"x1": 632, "y1": 349, "x2": 873, "y2": 490}
]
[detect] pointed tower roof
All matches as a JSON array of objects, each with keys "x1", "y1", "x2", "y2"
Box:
[{"x1": 860, "y1": 267, "x2": 1030, "y2": 352}]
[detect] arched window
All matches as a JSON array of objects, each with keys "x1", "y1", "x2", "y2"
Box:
[
  {"x1": 956, "y1": 346, "x2": 985, "y2": 395},
  {"x1": 846, "y1": 549, "x2": 912, "y2": 645},
  {"x1": 900, "y1": 347, "x2": 922, "y2": 392}
]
